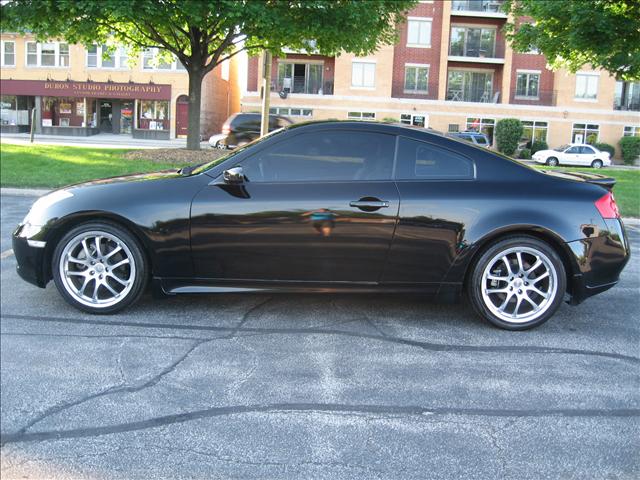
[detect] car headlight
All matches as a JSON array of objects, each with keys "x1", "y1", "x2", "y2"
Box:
[{"x1": 22, "y1": 190, "x2": 74, "y2": 225}]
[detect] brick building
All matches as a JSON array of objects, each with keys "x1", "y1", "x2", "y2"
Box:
[{"x1": 241, "y1": 0, "x2": 639, "y2": 155}]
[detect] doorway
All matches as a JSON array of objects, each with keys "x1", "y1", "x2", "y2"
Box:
[
  {"x1": 99, "y1": 101, "x2": 113, "y2": 132},
  {"x1": 176, "y1": 95, "x2": 189, "y2": 137}
]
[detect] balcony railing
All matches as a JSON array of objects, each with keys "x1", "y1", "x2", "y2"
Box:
[
  {"x1": 510, "y1": 90, "x2": 557, "y2": 106},
  {"x1": 271, "y1": 79, "x2": 333, "y2": 96},
  {"x1": 613, "y1": 99, "x2": 640, "y2": 111},
  {"x1": 446, "y1": 88, "x2": 498, "y2": 103},
  {"x1": 451, "y1": 0, "x2": 506, "y2": 15}
]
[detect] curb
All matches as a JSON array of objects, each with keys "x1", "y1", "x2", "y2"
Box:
[
  {"x1": 1, "y1": 187, "x2": 638, "y2": 225},
  {"x1": 1, "y1": 187, "x2": 50, "y2": 197}
]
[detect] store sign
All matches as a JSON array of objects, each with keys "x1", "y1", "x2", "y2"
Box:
[{"x1": 0, "y1": 79, "x2": 171, "y2": 100}]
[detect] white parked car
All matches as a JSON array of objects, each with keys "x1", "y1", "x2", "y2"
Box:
[
  {"x1": 208, "y1": 133, "x2": 228, "y2": 149},
  {"x1": 532, "y1": 144, "x2": 611, "y2": 168}
]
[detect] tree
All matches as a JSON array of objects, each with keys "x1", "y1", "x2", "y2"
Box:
[
  {"x1": 495, "y1": 118, "x2": 523, "y2": 157},
  {"x1": 504, "y1": 0, "x2": 640, "y2": 81},
  {"x1": 1, "y1": 0, "x2": 416, "y2": 149}
]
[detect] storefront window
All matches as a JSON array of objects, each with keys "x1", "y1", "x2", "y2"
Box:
[
  {"x1": 42, "y1": 97, "x2": 85, "y2": 127},
  {"x1": 137, "y1": 100, "x2": 169, "y2": 130},
  {"x1": 521, "y1": 120, "x2": 548, "y2": 143},
  {"x1": 572, "y1": 123, "x2": 599, "y2": 144},
  {"x1": 1, "y1": 95, "x2": 31, "y2": 126},
  {"x1": 466, "y1": 117, "x2": 495, "y2": 143}
]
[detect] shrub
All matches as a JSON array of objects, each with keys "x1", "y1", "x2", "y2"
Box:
[
  {"x1": 594, "y1": 142, "x2": 615, "y2": 158},
  {"x1": 495, "y1": 118, "x2": 523, "y2": 156},
  {"x1": 530, "y1": 140, "x2": 549, "y2": 154},
  {"x1": 382, "y1": 117, "x2": 398, "y2": 123},
  {"x1": 619, "y1": 136, "x2": 640, "y2": 165},
  {"x1": 519, "y1": 148, "x2": 532, "y2": 159}
]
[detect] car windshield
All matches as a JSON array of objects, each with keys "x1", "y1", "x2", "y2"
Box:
[
  {"x1": 554, "y1": 144, "x2": 570, "y2": 152},
  {"x1": 190, "y1": 127, "x2": 288, "y2": 175}
]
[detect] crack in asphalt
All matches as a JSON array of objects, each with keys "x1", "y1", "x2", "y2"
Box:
[
  {"x1": 9, "y1": 338, "x2": 209, "y2": 440},
  {"x1": 3, "y1": 313, "x2": 639, "y2": 365},
  {"x1": 225, "y1": 296, "x2": 273, "y2": 339},
  {"x1": 2, "y1": 402, "x2": 638, "y2": 445}
]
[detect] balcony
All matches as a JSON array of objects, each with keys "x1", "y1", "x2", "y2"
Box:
[
  {"x1": 448, "y1": 26, "x2": 505, "y2": 64},
  {"x1": 271, "y1": 79, "x2": 333, "y2": 96},
  {"x1": 451, "y1": 0, "x2": 507, "y2": 18}
]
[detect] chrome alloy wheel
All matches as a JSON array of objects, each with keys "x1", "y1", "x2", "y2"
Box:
[
  {"x1": 58, "y1": 231, "x2": 136, "y2": 308},
  {"x1": 480, "y1": 246, "x2": 558, "y2": 324}
]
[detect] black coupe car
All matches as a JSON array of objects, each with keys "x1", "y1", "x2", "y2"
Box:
[{"x1": 13, "y1": 121, "x2": 629, "y2": 330}]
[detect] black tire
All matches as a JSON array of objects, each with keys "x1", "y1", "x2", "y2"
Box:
[
  {"x1": 546, "y1": 157, "x2": 559, "y2": 167},
  {"x1": 591, "y1": 159, "x2": 603, "y2": 169},
  {"x1": 467, "y1": 235, "x2": 566, "y2": 330},
  {"x1": 52, "y1": 221, "x2": 148, "y2": 314}
]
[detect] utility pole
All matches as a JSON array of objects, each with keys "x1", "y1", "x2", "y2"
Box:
[{"x1": 260, "y1": 50, "x2": 272, "y2": 137}]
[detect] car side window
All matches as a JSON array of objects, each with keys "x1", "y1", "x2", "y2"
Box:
[
  {"x1": 396, "y1": 137, "x2": 474, "y2": 180},
  {"x1": 566, "y1": 146, "x2": 581, "y2": 154},
  {"x1": 475, "y1": 136, "x2": 488, "y2": 146},
  {"x1": 580, "y1": 146, "x2": 595, "y2": 154},
  {"x1": 240, "y1": 131, "x2": 396, "y2": 182}
]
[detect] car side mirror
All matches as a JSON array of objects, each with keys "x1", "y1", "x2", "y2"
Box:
[{"x1": 223, "y1": 166, "x2": 244, "y2": 184}]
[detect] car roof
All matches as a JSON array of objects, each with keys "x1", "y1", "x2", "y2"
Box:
[{"x1": 283, "y1": 120, "x2": 447, "y2": 137}]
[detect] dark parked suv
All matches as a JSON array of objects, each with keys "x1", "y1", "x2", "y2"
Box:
[
  {"x1": 447, "y1": 131, "x2": 491, "y2": 148},
  {"x1": 222, "y1": 113, "x2": 292, "y2": 148}
]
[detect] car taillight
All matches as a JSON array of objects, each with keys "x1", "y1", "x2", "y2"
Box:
[
  {"x1": 222, "y1": 125, "x2": 230, "y2": 134},
  {"x1": 595, "y1": 191, "x2": 620, "y2": 219}
]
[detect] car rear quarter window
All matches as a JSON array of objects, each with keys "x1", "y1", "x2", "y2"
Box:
[
  {"x1": 580, "y1": 146, "x2": 595, "y2": 154},
  {"x1": 240, "y1": 131, "x2": 396, "y2": 182},
  {"x1": 396, "y1": 137, "x2": 474, "y2": 180}
]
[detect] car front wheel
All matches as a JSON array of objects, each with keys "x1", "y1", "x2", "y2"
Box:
[
  {"x1": 546, "y1": 157, "x2": 559, "y2": 167},
  {"x1": 591, "y1": 159, "x2": 603, "y2": 169},
  {"x1": 52, "y1": 221, "x2": 148, "y2": 314},
  {"x1": 468, "y1": 236, "x2": 566, "y2": 330}
]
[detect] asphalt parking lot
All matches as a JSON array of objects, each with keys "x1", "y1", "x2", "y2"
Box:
[{"x1": 1, "y1": 192, "x2": 639, "y2": 480}]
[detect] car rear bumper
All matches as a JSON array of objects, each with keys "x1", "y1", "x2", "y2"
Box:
[
  {"x1": 12, "y1": 224, "x2": 49, "y2": 288},
  {"x1": 566, "y1": 218, "x2": 630, "y2": 304}
]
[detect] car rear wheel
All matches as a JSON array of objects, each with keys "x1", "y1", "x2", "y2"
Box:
[
  {"x1": 52, "y1": 221, "x2": 147, "y2": 314},
  {"x1": 468, "y1": 236, "x2": 566, "y2": 330},
  {"x1": 591, "y1": 159, "x2": 603, "y2": 169},
  {"x1": 546, "y1": 157, "x2": 559, "y2": 167}
]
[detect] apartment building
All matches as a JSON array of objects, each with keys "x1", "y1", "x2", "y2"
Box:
[
  {"x1": 241, "y1": 0, "x2": 639, "y2": 154},
  {"x1": 0, "y1": 34, "x2": 240, "y2": 139}
]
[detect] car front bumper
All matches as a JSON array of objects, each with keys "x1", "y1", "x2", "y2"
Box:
[
  {"x1": 565, "y1": 218, "x2": 630, "y2": 304},
  {"x1": 12, "y1": 223, "x2": 49, "y2": 288}
]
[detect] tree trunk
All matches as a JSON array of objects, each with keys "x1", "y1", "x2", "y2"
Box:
[{"x1": 186, "y1": 68, "x2": 204, "y2": 150}]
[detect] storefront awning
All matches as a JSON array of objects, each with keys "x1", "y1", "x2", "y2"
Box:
[{"x1": 0, "y1": 79, "x2": 171, "y2": 100}]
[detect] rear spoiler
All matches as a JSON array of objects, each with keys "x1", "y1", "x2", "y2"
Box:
[{"x1": 544, "y1": 170, "x2": 616, "y2": 190}]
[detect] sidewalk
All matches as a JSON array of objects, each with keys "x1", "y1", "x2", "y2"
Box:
[{"x1": 0, "y1": 132, "x2": 210, "y2": 150}]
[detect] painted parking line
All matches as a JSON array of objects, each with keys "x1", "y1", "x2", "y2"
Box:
[{"x1": 0, "y1": 249, "x2": 15, "y2": 259}]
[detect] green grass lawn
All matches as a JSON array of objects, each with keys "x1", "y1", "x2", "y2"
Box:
[
  {"x1": 0, "y1": 143, "x2": 182, "y2": 189},
  {"x1": 1, "y1": 143, "x2": 638, "y2": 217},
  {"x1": 534, "y1": 166, "x2": 639, "y2": 218}
]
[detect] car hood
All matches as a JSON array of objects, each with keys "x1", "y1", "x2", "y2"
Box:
[{"x1": 64, "y1": 168, "x2": 184, "y2": 191}]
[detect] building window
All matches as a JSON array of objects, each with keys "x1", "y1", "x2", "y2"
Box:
[
  {"x1": 515, "y1": 71, "x2": 540, "y2": 98},
  {"x1": 400, "y1": 113, "x2": 427, "y2": 127},
  {"x1": 87, "y1": 45, "x2": 128, "y2": 69},
  {"x1": 277, "y1": 62, "x2": 324, "y2": 94},
  {"x1": 269, "y1": 107, "x2": 313, "y2": 117},
  {"x1": 407, "y1": 18, "x2": 432, "y2": 47},
  {"x1": 1, "y1": 95, "x2": 32, "y2": 126},
  {"x1": 137, "y1": 100, "x2": 169, "y2": 130},
  {"x1": 571, "y1": 123, "x2": 599, "y2": 144},
  {"x1": 1, "y1": 41, "x2": 15, "y2": 66},
  {"x1": 404, "y1": 64, "x2": 429, "y2": 93},
  {"x1": 450, "y1": 26, "x2": 496, "y2": 58},
  {"x1": 41, "y1": 97, "x2": 86, "y2": 127},
  {"x1": 351, "y1": 61, "x2": 376, "y2": 88},
  {"x1": 521, "y1": 120, "x2": 548, "y2": 144},
  {"x1": 466, "y1": 117, "x2": 495, "y2": 143},
  {"x1": 575, "y1": 73, "x2": 599, "y2": 100},
  {"x1": 623, "y1": 125, "x2": 640, "y2": 137},
  {"x1": 447, "y1": 70, "x2": 493, "y2": 102},
  {"x1": 448, "y1": 124, "x2": 460, "y2": 133},
  {"x1": 25, "y1": 41, "x2": 69, "y2": 67},
  {"x1": 614, "y1": 81, "x2": 640, "y2": 111},
  {"x1": 142, "y1": 48, "x2": 184, "y2": 71},
  {"x1": 347, "y1": 112, "x2": 376, "y2": 121}
]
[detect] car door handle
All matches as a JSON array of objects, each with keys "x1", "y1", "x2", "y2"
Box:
[{"x1": 349, "y1": 199, "x2": 389, "y2": 211}]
